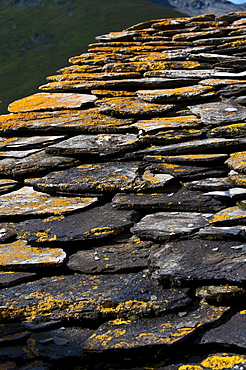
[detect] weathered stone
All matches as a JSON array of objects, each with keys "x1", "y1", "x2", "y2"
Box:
[
  {"x1": 0, "y1": 109, "x2": 134, "y2": 134},
  {"x1": 201, "y1": 311, "x2": 246, "y2": 349},
  {"x1": 16, "y1": 203, "x2": 135, "y2": 243},
  {"x1": 112, "y1": 189, "x2": 224, "y2": 213},
  {"x1": 131, "y1": 212, "x2": 210, "y2": 241},
  {"x1": 189, "y1": 101, "x2": 246, "y2": 125},
  {"x1": 149, "y1": 239, "x2": 246, "y2": 285},
  {"x1": 0, "y1": 240, "x2": 66, "y2": 270},
  {"x1": 96, "y1": 97, "x2": 175, "y2": 118},
  {"x1": 45, "y1": 133, "x2": 140, "y2": 157},
  {"x1": 0, "y1": 223, "x2": 17, "y2": 242},
  {"x1": 196, "y1": 285, "x2": 246, "y2": 304},
  {"x1": 67, "y1": 237, "x2": 158, "y2": 274},
  {"x1": 210, "y1": 122, "x2": 246, "y2": 137},
  {"x1": 144, "y1": 69, "x2": 216, "y2": 79},
  {"x1": 204, "y1": 187, "x2": 246, "y2": 199},
  {"x1": 136, "y1": 85, "x2": 215, "y2": 103},
  {"x1": 198, "y1": 225, "x2": 246, "y2": 240},
  {"x1": 84, "y1": 303, "x2": 229, "y2": 352},
  {"x1": 0, "y1": 271, "x2": 36, "y2": 287},
  {"x1": 0, "y1": 149, "x2": 42, "y2": 158},
  {"x1": 141, "y1": 128, "x2": 203, "y2": 145},
  {"x1": 0, "y1": 187, "x2": 97, "y2": 220},
  {"x1": 209, "y1": 206, "x2": 246, "y2": 225},
  {"x1": 32, "y1": 162, "x2": 174, "y2": 195},
  {"x1": 185, "y1": 177, "x2": 235, "y2": 191},
  {"x1": 46, "y1": 71, "x2": 142, "y2": 81},
  {"x1": 230, "y1": 173, "x2": 246, "y2": 187},
  {"x1": 226, "y1": 151, "x2": 246, "y2": 173},
  {"x1": 146, "y1": 153, "x2": 228, "y2": 164},
  {"x1": 132, "y1": 115, "x2": 202, "y2": 133},
  {"x1": 8, "y1": 93, "x2": 97, "y2": 113},
  {"x1": 0, "y1": 136, "x2": 65, "y2": 150},
  {"x1": 0, "y1": 151, "x2": 80, "y2": 178},
  {"x1": 0, "y1": 179, "x2": 20, "y2": 194},
  {"x1": 0, "y1": 273, "x2": 190, "y2": 322}
]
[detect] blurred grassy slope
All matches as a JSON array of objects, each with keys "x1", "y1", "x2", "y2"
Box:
[{"x1": 0, "y1": 0, "x2": 185, "y2": 114}]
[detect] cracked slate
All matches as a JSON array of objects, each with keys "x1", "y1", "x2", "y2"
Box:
[{"x1": 149, "y1": 239, "x2": 246, "y2": 285}]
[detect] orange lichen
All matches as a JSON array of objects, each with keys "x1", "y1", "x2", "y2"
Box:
[{"x1": 201, "y1": 355, "x2": 246, "y2": 369}]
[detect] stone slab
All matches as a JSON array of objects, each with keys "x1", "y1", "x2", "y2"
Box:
[
  {"x1": 0, "y1": 179, "x2": 20, "y2": 194},
  {"x1": 145, "y1": 153, "x2": 229, "y2": 164},
  {"x1": 0, "y1": 109, "x2": 134, "y2": 134},
  {"x1": 84, "y1": 303, "x2": 229, "y2": 352},
  {"x1": 149, "y1": 239, "x2": 246, "y2": 285},
  {"x1": 196, "y1": 285, "x2": 246, "y2": 305},
  {"x1": 131, "y1": 212, "x2": 210, "y2": 241},
  {"x1": 132, "y1": 115, "x2": 202, "y2": 133},
  {"x1": 67, "y1": 237, "x2": 158, "y2": 274},
  {"x1": 96, "y1": 97, "x2": 174, "y2": 118},
  {"x1": 0, "y1": 187, "x2": 97, "y2": 220},
  {"x1": 0, "y1": 240, "x2": 66, "y2": 270},
  {"x1": 0, "y1": 273, "x2": 190, "y2": 322},
  {"x1": 112, "y1": 189, "x2": 224, "y2": 213},
  {"x1": 45, "y1": 133, "x2": 140, "y2": 157},
  {"x1": 201, "y1": 311, "x2": 246, "y2": 349},
  {"x1": 140, "y1": 128, "x2": 203, "y2": 145},
  {"x1": 203, "y1": 187, "x2": 246, "y2": 199},
  {"x1": 185, "y1": 177, "x2": 235, "y2": 191},
  {"x1": 0, "y1": 223, "x2": 17, "y2": 242},
  {"x1": 0, "y1": 136, "x2": 65, "y2": 150},
  {"x1": 0, "y1": 271, "x2": 37, "y2": 287},
  {"x1": 209, "y1": 206, "x2": 246, "y2": 225},
  {"x1": 226, "y1": 151, "x2": 246, "y2": 173},
  {"x1": 144, "y1": 69, "x2": 216, "y2": 79},
  {"x1": 8, "y1": 93, "x2": 97, "y2": 113},
  {"x1": 198, "y1": 225, "x2": 246, "y2": 240},
  {"x1": 33, "y1": 162, "x2": 174, "y2": 195},
  {"x1": 17, "y1": 203, "x2": 135, "y2": 243},
  {"x1": 0, "y1": 151, "x2": 80, "y2": 178},
  {"x1": 210, "y1": 122, "x2": 246, "y2": 138},
  {"x1": 189, "y1": 101, "x2": 246, "y2": 125}
]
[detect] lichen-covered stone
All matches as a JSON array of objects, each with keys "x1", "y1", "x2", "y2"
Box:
[
  {"x1": 0, "y1": 271, "x2": 36, "y2": 287},
  {"x1": 226, "y1": 151, "x2": 246, "y2": 173},
  {"x1": 132, "y1": 115, "x2": 202, "y2": 133},
  {"x1": 8, "y1": 93, "x2": 97, "y2": 113},
  {"x1": 0, "y1": 179, "x2": 20, "y2": 194},
  {"x1": 209, "y1": 206, "x2": 246, "y2": 225},
  {"x1": 0, "y1": 135, "x2": 65, "y2": 150},
  {"x1": 196, "y1": 285, "x2": 246, "y2": 304}
]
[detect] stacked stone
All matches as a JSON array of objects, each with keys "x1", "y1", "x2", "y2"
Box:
[{"x1": 0, "y1": 11, "x2": 246, "y2": 370}]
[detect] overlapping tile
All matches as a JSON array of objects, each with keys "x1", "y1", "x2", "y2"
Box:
[{"x1": 0, "y1": 10, "x2": 246, "y2": 369}]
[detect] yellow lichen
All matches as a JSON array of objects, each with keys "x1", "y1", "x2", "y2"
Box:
[{"x1": 201, "y1": 355, "x2": 246, "y2": 369}]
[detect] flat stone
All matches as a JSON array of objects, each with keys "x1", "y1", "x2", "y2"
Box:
[
  {"x1": 0, "y1": 149, "x2": 42, "y2": 158},
  {"x1": 0, "y1": 136, "x2": 65, "y2": 150},
  {"x1": 0, "y1": 150, "x2": 80, "y2": 178},
  {"x1": 139, "y1": 138, "x2": 240, "y2": 156},
  {"x1": 131, "y1": 212, "x2": 210, "y2": 241},
  {"x1": 226, "y1": 151, "x2": 246, "y2": 173},
  {"x1": 16, "y1": 203, "x2": 135, "y2": 243},
  {"x1": 46, "y1": 71, "x2": 141, "y2": 81},
  {"x1": 45, "y1": 133, "x2": 140, "y2": 157},
  {"x1": 136, "y1": 85, "x2": 215, "y2": 103},
  {"x1": 0, "y1": 187, "x2": 97, "y2": 220},
  {"x1": 189, "y1": 101, "x2": 246, "y2": 126},
  {"x1": 96, "y1": 97, "x2": 174, "y2": 118},
  {"x1": 198, "y1": 225, "x2": 246, "y2": 240},
  {"x1": 32, "y1": 162, "x2": 174, "y2": 195},
  {"x1": 140, "y1": 128, "x2": 203, "y2": 145},
  {"x1": 132, "y1": 115, "x2": 202, "y2": 134},
  {"x1": 0, "y1": 109, "x2": 134, "y2": 134},
  {"x1": 149, "y1": 239, "x2": 246, "y2": 285},
  {"x1": 210, "y1": 122, "x2": 246, "y2": 137},
  {"x1": 67, "y1": 237, "x2": 158, "y2": 274},
  {"x1": 84, "y1": 303, "x2": 229, "y2": 352},
  {"x1": 112, "y1": 189, "x2": 224, "y2": 213},
  {"x1": 0, "y1": 223, "x2": 17, "y2": 242},
  {"x1": 146, "y1": 153, "x2": 229, "y2": 164},
  {"x1": 196, "y1": 285, "x2": 246, "y2": 304},
  {"x1": 220, "y1": 83, "x2": 246, "y2": 98},
  {"x1": 8, "y1": 93, "x2": 97, "y2": 113},
  {"x1": 184, "y1": 177, "x2": 235, "y2": 191},
  {"x1": 203, "y1": 187, "x2": 246, "y2": 199},
  {"x1": 0, "y1": 273, "x2": 190, "y2": 322},
  {"x1": 209, "y1": 206, "x2": 246, "y2": 225},
  {"x1": 230, "y1": 173, "x2": 246, "y2": 187},
  {"x1": 0, "y1": 271, "x2": 36, "y2": 287},
  {"x1": 201, "y1": 311, "x2": 246, "y2": 349},
  {"x1": 144, "y1": 69, "x2": 216, "y2": 79},
  {"x1": 0, "y1": 240, "x2": 66, "y2": 270},
  {"x1": 0, "y1": 322, "x2": 30, "y2": 345},
  {"x1": 0, "y1": 179, "x2": 20, "y2": 194},
  {"x1": 199, "y1": 78, "x2": 246, "y2": 88}
]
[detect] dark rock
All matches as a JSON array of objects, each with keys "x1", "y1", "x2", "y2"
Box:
[
  {"x1": 198, "y1": 225, "x2": 246, "y2": 240},
  {"x1": 184, "y1": 177, "x2": 235, "y2": 191},
  {"x1": 196, "y1": 285, "x2": 246, "y2": 304},
  {"x1": 0, "y1": 271, "x2": 37, "y2": 287}
]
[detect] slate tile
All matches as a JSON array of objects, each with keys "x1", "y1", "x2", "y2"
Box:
[
  {"x1": 196, "y1": 285, "x2": 246, "y2": 304},
  {"x1": 8, "y1": 93, "x2": 97, "y2": 113},
  {"x1": 0, "y1": 240, "x2": 66, "y2": 270},
  {"x1": 145, "y1": 153, "x2": 229, "y2": 165},
  {"x1": 0, "y1": 187, "x2": 97, "y2": 220},
  {"x1": 131, "y1": 212, "x2": 210, "y2": 241},
  {"x1": 0, "y1": 136, "x2": 65, "y2": 150},
  {"x1": 112, "y1": 189, "x2": 224, "y2": 213},
  {"x1": 45, "y1": 133, "x2": 140, "y2": 157},
  {"x1": 16, "y1": 203, "x2": 136, "y2": 243},
  {"x1": 0, "y1": 273, "x2": 191, "y2": 322},
  {"x1": 136, "y1": 85, "x2": 215, "y2": 103},
  {"x1": 184, "y1": 177, "x2": 235, "y2": 191},
  {"x1": 0, "y1": 149, "x2": 42, "y2": 158},
  {"x1": 189, "y1": 100, "x2": 246, "y2": 125},
  {"x1": 230, "y1": 173, "x2": 246, "y2": 187},
  {"x1": 149, "y1": 239, "x2": 246, "y2": 285},
  {"x1": 210, "y1": 122, "x2": 246, "y2": 137},
  {"x1": 0, "y1": 179, "x2": 20, "y2": 194},
  {"x1": 0, "y1": 109, "x2": 134, "y2": 134},
  {"x1": 84, "y1": 303, "x2": 229, "y2": 352},
  {"x1": 144, "y1": 69, "x2": 216, "y2": 79},
  {"x1": 203, "y1": 187, "x2": 246, "y2": 199},
  {"x1": 67, "y1": 236, "x2": 158, "y2": 274},
  {"x1": 0, "y1": 150, "x2": 80, "y2": 178},
  {"x1": 140, "y1": 128, "x2": 203, "y2": 146},
  {"x1": 201, "y1": 311, "x2": 246, "y2": 349},
  {"x1": 209, "y1": 206, "x2": 246, "y2": 225},
  {"x1": 226, "y1": 151, "x2": 246, "y2": 173},
  {"x1": 96, "y1": 97, "x2": 175, "y2": 118},
  {"x1": 198, "y1": 225, "x2": 246, "y2": 240},
  {"x1": 0, "y1": 223, "x2": 17, "y2": 242},
  {"x1": 0, "y1": 271, "x2": 36, "y2": 287},
  {"x1": 32, "y1": 162, "x2": 174, "y2": 195}
]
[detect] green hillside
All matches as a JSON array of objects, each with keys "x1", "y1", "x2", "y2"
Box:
[{"x1": 0, "y1": 0, "x2": 185, "y2": 114}]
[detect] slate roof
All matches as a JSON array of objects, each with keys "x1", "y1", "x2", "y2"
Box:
[{"x1": 0, "y1": 11, "x2": 246, "y2": 370}]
